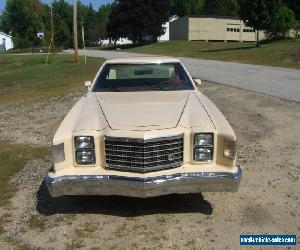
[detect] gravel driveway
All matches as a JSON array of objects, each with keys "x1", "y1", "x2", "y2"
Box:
[{"x1": 0, "y1": 82, "x2": 299, "y2": 249}]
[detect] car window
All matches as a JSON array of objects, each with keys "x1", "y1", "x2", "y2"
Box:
[{"x1": 93, "y1": 63, "x2": 194, "y2": 92}]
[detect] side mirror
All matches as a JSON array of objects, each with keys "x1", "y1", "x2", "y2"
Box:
[
  {"x1": 84, "y1": 81, "x2": 92, "y2": 87},
  {"x1": 193, "y1": 78, "x2": 202, "y2": 86}
]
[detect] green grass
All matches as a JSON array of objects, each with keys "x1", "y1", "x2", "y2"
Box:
[
  {"x1": 124, "y1": 39, "x2": 300, "y2": 69},
  {"x1": 0, "y1": 54, "x2": 105, "y2": 104},
  {"x1": 0, "y1": 141, "x2": 48, "y2": 207}
]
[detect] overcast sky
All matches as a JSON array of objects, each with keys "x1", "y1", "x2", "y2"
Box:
[{"x1": 0, "y1": 0, "x2": 112, "y2": 12}]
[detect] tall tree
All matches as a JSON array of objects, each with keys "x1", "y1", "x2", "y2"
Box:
[
  {"x1": 96, "y1": 4, "x2": 112, "y2": 40},
  {"x1": 52, "y1": 0, "x2": 73, "y2": 48},
  {"x1": 1, "y1": 0, "x2": 42, "y2": 48},
  {"x1": 106, "y1": 0, "x2": 169, "y2": 44},
  {"x1": 241, "y1": 0, "x2": 295, "y2": 46},
  {"x1": 83, "y1": 3, "x2": 98, "y2": 46}
]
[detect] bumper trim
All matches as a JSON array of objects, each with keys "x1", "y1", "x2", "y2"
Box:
[{"x1": 45, "y1": 166, "x2": 242, "y2": 198}]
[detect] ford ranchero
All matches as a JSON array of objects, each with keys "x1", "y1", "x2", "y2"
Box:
[{"x1": 45, "y1": 57, "x2": 242, "y2": 198}]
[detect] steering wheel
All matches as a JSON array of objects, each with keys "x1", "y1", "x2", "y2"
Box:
[{"x1": 158, "y1": 80, "x2": 186, "y2": 91}]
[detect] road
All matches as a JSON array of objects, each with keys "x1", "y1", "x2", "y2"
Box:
[{"x1": 65, "y1": 49, "x2": 300, "y2": 102}]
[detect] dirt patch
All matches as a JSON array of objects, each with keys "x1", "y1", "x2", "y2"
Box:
[
  {"x1": 0, "y1": 82, "x2": 299, "y2": 249},
  {"x1": 0, "y1": 92, "x2": 83, "y2": 146}
]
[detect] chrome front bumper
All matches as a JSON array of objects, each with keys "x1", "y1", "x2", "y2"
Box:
[{"x1": 45, "y1": 166, "x2": 242, "y2": 198}]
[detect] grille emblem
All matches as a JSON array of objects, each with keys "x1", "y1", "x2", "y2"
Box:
[{"x1": 167, "y1": 154, "x2": 175, "y2": 162}]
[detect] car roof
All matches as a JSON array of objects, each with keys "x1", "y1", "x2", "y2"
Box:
[{"x1": 105, "y1": 56, "x2": 181, "y2": 64}]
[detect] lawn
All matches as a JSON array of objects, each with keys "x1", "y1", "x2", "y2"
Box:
[
  {"x1": 124, "y1": 39, "x2": 300, "y2": 69},
  {"x1": 0, "y1": 54, "x2": 104, "y2": 104}
]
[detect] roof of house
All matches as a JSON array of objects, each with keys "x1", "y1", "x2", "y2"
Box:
[
  {"x1": 186, "y1": 15, "x2": 241, "y2": 20},
  {"x1": 0, "y1": 32, "x2": 12, "y2": 38}
]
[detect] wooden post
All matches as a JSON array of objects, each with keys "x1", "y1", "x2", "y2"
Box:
[
  {"x1": 256, "y1": 30, "x2": 260, "y2": 47},
  {"x1": 50, "y1": 4, "x2": 54, "y2": 53},
  {"x1": 82, "y1": 26, "x2": 87, "y2": 64},
  {"x1": 73, "y1": 0, "x2": 78, "y2": 63}
]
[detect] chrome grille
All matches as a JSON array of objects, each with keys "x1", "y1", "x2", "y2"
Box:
[{"x1": 104, "y1": 135, "x2": 184, "y2": 173}]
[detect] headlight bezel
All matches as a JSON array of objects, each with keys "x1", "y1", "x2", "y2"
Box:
[
  {"x1": 74, "y1": 136, "x2": 96, "y2": 165},
  {"x1": 193, "y1": 133, "x2": 214, "y2": 162}
]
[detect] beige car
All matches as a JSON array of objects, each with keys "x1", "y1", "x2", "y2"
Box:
[{"x1": 45, "y1": 57, "x2": 241, "y2": 198}]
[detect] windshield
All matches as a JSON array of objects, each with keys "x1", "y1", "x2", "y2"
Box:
[{"x1": 93, "y1": 63, "x2": 194, "y2": 92}]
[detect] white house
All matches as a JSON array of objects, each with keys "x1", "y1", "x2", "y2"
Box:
[
  {"x1": 158, "y1": 15, "x2": 179, "y2": 42},
  {"x1": 0, "y1": 32, "x2": 14, "y2": 51},
  {"x1": 99, "y1": 37, "x2": 133, "y2": 46}
]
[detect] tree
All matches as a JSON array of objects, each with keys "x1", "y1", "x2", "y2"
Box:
[
  {"x1": 96, "y1": 4, "x2": 112, "y2": 40},
  {"x1": 267, "y1": 5, "x2": 295, "y2": 39},
  {"x1": 1, "y1": 0, "x2": 43, "y2": 48},
  {"x1": 203, "y1": 0, "x2": 240, "y2": 16},
  {"x1": 52, "y1": 0, "x2": 73, "y2": 48},
  {"x1": 170, "y1": 0, "x2": 205, "y2": 17},
  {"x1": 39, "y1": 4, "x2": 52, "y2": 48},
  {"x1": 283, "y1": 0, "x2": 300, "y2": 20},
  {"x1": 241, "y1": 0, "x2": 294, "y2": 46},
  {"x1": 83, "y1": 3, "x2": 98, "y2": 46},
  {"x1": 240, "y1": 0, "x2": 270, "y2": 47},
  {"x1": 106, "y1": 0, "x2": 169, "y2": 44}
]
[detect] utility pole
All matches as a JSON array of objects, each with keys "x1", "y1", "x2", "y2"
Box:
[
  {"x1": 50, "y1": 4, "x2": 54, "y2": 54},
  {"x1": 73, "y1": 0, "x2": 78, "y2": 63}
]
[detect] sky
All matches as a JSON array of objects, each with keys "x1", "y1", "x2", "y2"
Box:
[{"x1": 0, "y1": 0, "x2": 112, "y2": 12}]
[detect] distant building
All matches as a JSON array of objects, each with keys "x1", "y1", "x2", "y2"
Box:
[
  {"x1": 158, "y1": 15, "x2": 179, "y2": 42},
  {"x1": 170, "y1": 16, "x2": 266, "y2": 42},
  {"x1": 0, "y1": 32, "x2": 14, "y2": 52},
  {"x1": 99, "y1": 37, "x2": 133, "y2": 46}
]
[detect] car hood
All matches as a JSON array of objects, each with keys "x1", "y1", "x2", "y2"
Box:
[{"x1": 94, "y1": 91, "x2": 214, "y2": 131}]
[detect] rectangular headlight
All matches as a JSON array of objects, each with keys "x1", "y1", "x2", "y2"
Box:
[
  {"x1": 76, "y1": 150, "x2": 95, "y2": 165},
  {"x1": 75, "y1": 136, "x2": 95, "y2": 165},
  {"x1": 52, "y1": 143, "x2": 65, "y2": 164},
  {"x1": 194, "y1": 147, "x2": 212, "y2": 161},
  {"x1": 194, "y1": 133, "x2": 213, "y2": 162},
  {"x1": 194, "y1": 133, "x2": 213, "y2": 146},
  {"x1": 75, "y1": 136, "x2": 94, "y2": 149}
]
